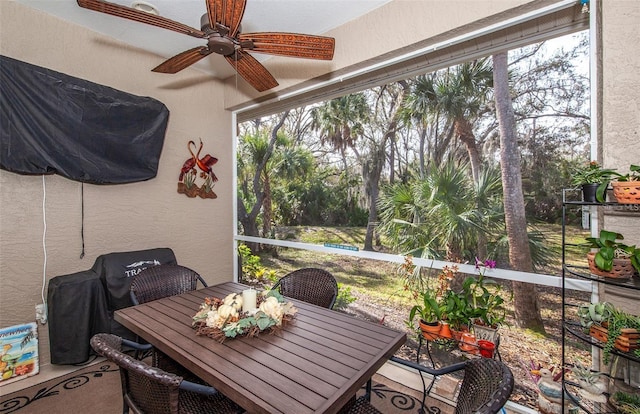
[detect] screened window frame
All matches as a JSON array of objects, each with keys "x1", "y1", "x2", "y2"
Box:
[{"x1": 231, "y1": 0, "x2": 593, "y2": 294}]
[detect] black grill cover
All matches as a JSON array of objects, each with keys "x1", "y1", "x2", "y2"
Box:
[
  {"x1": 47, "y1": 270, "x2": 110, "y2": 364},
  {"x1": 91, "y1": 248, "x2": 177, "y2": 312},
  {"x1": 0, "y1": 55, "x2": 169, "y2": 184}
]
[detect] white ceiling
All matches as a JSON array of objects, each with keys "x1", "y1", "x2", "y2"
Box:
[{"x1": 13, "y1": 0, "x2": 390, "y2": 79}]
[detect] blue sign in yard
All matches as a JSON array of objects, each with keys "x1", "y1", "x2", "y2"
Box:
[{"x1": 323, "y1": 243, "x2": 359, "y2": 251}]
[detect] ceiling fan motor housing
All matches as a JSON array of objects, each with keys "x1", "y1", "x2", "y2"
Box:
[{"x1": 200, "y1": 13, "x2": 236, "y2": 56}]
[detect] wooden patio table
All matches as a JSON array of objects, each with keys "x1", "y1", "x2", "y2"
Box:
[{"x1": 114, "y1": 281, "x2": 406, "y2": 414}]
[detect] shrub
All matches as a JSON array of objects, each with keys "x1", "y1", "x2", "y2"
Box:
[{"x1": 334, "y1": 283, "x2": 357, "y2": 310}]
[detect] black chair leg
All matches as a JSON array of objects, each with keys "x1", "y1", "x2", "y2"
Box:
[{"x1": 364, "y1": 379, "x2": 372, "y2": 401}]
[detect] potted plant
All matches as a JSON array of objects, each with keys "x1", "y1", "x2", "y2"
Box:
[
  {"x1": 610, "y1": 391, "x2": 640, "y2": 414},
  {"x1": 569, "y1": 361, "x2": 606, "y2": 403},
  {"x1": 570, "y1": 160, "x2": 619, "y2": 202},
  {"x1": 584, "y1": 230, "x2": 640, "y2": 279},
  {"x1": 441, "y1": 289, "x2": 473, "y2": 340},
  {"x1": 577, "y1": 302, "x2": 612, "y2": 332},
  {"x1": 610, "y1": 164, "x2": 640, "y2": 204},
  {"x1": 598, "y1": 307, "x2": 640, "y2": 364},
  {"x1": 593, "y1": 163, "x2": 640, "y2": 203},
  {"x1": 462, "y1": 258, "x2": 507, "y2": 343},
  {"x1": 403, "y1": 258, "x2": 454, "y2": 341},
  {"x1": 583, "y1": 302, "x2": 640, "y2": 364},
  {"x1": 408, "y1": 287, "x2": 444, "y2": 340}
]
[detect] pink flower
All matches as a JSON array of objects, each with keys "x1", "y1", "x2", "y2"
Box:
[{"x1": 475, "y1": 257, "x2": 496, "y2": 270}]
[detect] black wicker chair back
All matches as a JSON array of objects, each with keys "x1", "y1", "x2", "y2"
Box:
[
  {"x1": 272, "y1": 268, "x2": 338, "y2": 309},
  {"x1": 90, "y1": 333, "x2": 243, "y2": 414},
  {"x1": 130, "y1": 264, "x2": 207, "y2": 305},
  {"x1": 381, "y1": 356, "x2": 513, "y2": 414},
  {"x1": 455, "y1": 358, "x2": 514, "y2": 414}
]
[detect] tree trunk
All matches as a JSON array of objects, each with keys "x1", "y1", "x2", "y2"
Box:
[
  {"x1": 493, "y1": 52, "x2": 545, "y2": 333},
  {"x1": 237, "y1": 195, "x2": 260, "y2": 253},
  {"x1": 363, "y1": 154, "x2": 383, "y2": 251},
  {"x1": 455, "y1": 118, "x2": 482, "y2": 184},
  {"x1": 262, "y1": 174, "x2": 272, "y2": 238},
  {"x1": 237, "y1": 112, "x2": 289, "y2": 254},
  {"x1": 363, "y1": 82, "x2": 409, "y2": 251}
]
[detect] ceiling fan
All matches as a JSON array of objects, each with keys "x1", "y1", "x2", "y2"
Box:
[{"x1": 76, "y1": 0, "x2": 335, "y2": 92}]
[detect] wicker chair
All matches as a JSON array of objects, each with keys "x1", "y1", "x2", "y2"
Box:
[
  {"x1": 396, "y1": 357, "x2": 513, "y2": 414},
  {"x1": 271, "y1": 268, "x2": 338, "y2": 309},
  {"x1": 129, "y1": 264, "x2": 207, "y2": 306},
  {"x1": 128, "y1": 264, "x2": 207, "y2": 378},
  {"x1": 347, "y1": 357, "x2": 513, "y2": 414},
  {"x1": 90, "y1": 333, "x2": 244, "y2": 414}
]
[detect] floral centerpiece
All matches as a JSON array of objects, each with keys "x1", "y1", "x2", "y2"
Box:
[{"x1": 192, "y1": 290, "x2": 297, "y2": 343}]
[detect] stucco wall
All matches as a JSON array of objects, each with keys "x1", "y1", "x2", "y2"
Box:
[
  {"x1": 599, "y1": 1, "x2": 640, "y2": 313},
  {"x1": 0, "y1": 1, "x2": 234, "y2": 367},
  {"x1": 601, "y1": 0, "x2": 640, "y2": 245}
]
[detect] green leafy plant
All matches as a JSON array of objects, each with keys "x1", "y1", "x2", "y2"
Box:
[
  {"x1": 584, "y1": 230, "x2": 640, "y2": 274},
  {"x1": 571, "y1": 161, "x2": 619, "y2": 186},
  {"x1": 616, "y1": 164, "x2": 640, "y2": 182},
  {"x1": 569, "y1": 360, "x2": 603, "y2": 387},
  {"x1": 594, "y1": 164, "x2": 640, "y2": 202},
  {"x1": 611, "y1": 391, "x2": 640, "y2": 414},
  {"x1": 577, "y1": 302, "x2": 612, "y2": 330},
  {"x1": 333, "y1": 283, "x2": 356, "y2": 310},
  {"x1": 238, "y1": 243, "x2": 278, "y2": 286},
  {"x1": 462, "y1": 258, "x2": 508, "y2": 328},
  {"x1": 441, "y1": 289, "x2": 473, "y2": 331},
  {"x1": 404, "y1": 257, "x2": 453, "y2": 326},
  {"x1": 601, "y1": 306, "x2": 640, "y2": 364}
]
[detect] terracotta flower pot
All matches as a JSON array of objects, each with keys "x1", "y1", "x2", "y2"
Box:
[
  {"x1": 439, "y1": 322, "x2": 452, "y2": 339},
  {"x1": 459, "y1": 332, "x2": 478, "y2": 353},
  {"x1": 419, "y1": 320, "x2": 442, "y2": 341},
  {"x1": 612, "y1": 181, "x2": 640, "y2": 204},
  {"x1": 451, "y1": 325, "x2": 469, "y2": 342},
  {"x1": 587, "y1": 252, "x2": 637, "y2": 279}
]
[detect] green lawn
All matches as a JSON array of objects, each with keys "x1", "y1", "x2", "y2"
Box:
[{"x1": 256, "y1": 222, "x2": 591, "y2": 307}]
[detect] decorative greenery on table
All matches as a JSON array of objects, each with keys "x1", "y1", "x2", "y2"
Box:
[{"x1": 192, "y1": 290, "x2": 297, "y2": 343}]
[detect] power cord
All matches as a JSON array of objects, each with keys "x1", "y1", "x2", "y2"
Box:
[{"x1": 36, "y1": 175, "x2": 48, "y2": 325}]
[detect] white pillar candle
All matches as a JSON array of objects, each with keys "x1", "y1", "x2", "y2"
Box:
[{"x1": 242, "y1": 289, "x2": 257, "y2": 313}]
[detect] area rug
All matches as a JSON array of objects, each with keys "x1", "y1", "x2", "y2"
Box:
[
  {"x1": 0, "y1": 361, "x2": 121, "y2": 414},
  {"x1": 0, "y1": 362, "x2": 454, "y2": 414},
  {"x1": 367, "y1": 373, "x2": 455, "y2": 414}
]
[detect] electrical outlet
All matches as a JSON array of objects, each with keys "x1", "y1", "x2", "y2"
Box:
[{"x1": 35, "y1": 303, "x2": 47, "y2": 325}]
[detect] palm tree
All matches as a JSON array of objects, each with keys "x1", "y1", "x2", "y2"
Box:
[
  {"x1": 310, "y1": 93, "x2": 370, "y2": 173},
  {"x1": 406, "y1": 60, "x2": 493, "y2": 184},
  {"x1": 401, "y1": 74, "x2": 453, "y2": 177},
  {"x1": 377, "y1": 160, "x2": 503, "y2": 264}
]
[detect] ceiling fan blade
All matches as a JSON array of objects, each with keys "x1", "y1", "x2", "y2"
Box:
[
  {"x1": 225, "y1": 51, "x2": 278, "y2": 92},
  {"x1": 152, "y1": 47, "x2": 211, "y2": 74},
  {"x1": 206, "y1": 0, "x2": 246, "y2": 37},
  {"x1": 238, "y1": 33, "x2": 335, "y2": 60},
  {"x1": 77, "y1": 0, "x2": 205, "y2": 38}
]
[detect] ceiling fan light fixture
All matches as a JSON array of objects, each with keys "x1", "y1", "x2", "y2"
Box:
[{"x1": 131, "y1": 1, "x2": 159, "y2": 15}]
